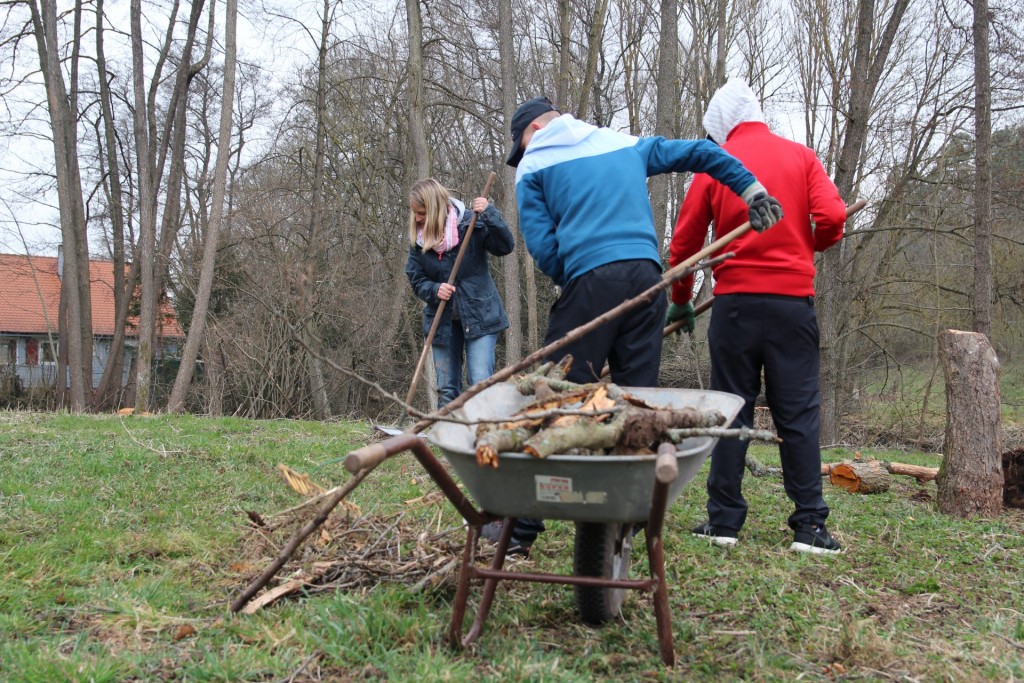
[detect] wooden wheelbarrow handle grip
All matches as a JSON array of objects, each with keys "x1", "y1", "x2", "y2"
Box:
[
  {"x1": 344, "y1": 433, "x2": 422, "y2": 473},
  {"x1": 655, "y1": 442, "x2": 679, "y2": 484}
]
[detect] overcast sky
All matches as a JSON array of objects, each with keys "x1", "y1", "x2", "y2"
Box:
[{"x1": 0, "y1": 0, "x2": 359, "y2": 258}]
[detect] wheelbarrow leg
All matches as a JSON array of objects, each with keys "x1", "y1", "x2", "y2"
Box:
[
  {"x1": 463, "y1": 516, "x2": 514, "y2": 646},
  {"x1": 646, "y1": 527, "x2": 676, "y2": 667},
  {"x1": 645, "y1": 444, "x2": 678, "y2": 666},
  {"x1": 448, "y1": 524, "x2": 480, "y2": 647}
]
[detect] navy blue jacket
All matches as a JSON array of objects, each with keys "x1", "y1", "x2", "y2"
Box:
[{"x1": 405, "y1": 202, "x2": 514, "y2": 346}]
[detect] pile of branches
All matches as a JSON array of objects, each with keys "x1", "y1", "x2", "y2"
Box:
[
  {"x1": 237, "y1": 492, "x2": 472, "y2": 613},
  {"x1": 474, "y1": 357, "x2": 732, "y2": 467}
]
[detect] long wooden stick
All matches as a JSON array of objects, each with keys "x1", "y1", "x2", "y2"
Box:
[{"x1": 405, "y1": 171, "x2": 498, "y2": 408}]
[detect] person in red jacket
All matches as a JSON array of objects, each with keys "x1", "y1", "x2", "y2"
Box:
[{"x1": 668, "y1": 79, "x2": 848, "y2": 554}]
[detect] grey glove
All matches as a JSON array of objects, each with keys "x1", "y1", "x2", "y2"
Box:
[{"x1": 741, "y1": 182, "x2": 784, "y2": 232}]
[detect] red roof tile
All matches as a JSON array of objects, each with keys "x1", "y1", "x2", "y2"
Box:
[{"x1": 0, "y1": 253, "x2": 183, "y2": 338}]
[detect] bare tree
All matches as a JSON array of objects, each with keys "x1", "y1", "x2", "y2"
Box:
[
  {"x1": 972, "y1": 0, "x2": 992, "y2": 336},
  {"x1": 28, "y1": 0, "x2": 93, "y2": 410},
  {"x1": 130, "y1": 0, "x2": 208, "y2": 412},
  {"x1": 816, "y1": 0, "x2": 912, "y2": 444},
  {"x1": 167, "y1": 0, "x2": 237, "y2": 413}
]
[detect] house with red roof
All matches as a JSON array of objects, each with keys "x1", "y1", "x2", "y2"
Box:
[{"x1": 0, "y1": 250, "x2": 184, "y2": 390}]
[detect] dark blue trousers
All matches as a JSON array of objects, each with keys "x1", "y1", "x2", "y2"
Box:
[
  {"x1": 543, "y1": 259, "x2": 666, "y2": 385},
  {"x1": 706, "y1": 293, "x2": 830, "y2": 532},
  {"x1": 514, "y1": 259, "x2": 666, "y2": 543}
]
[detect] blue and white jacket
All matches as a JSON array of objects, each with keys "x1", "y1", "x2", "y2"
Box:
[{"x1": 514, "y1": 115, "x2": 757, "y2": 286}]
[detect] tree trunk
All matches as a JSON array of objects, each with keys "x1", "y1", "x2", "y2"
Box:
[
  {"x1": 936, "y1": 329, "x2": 1003, "y2": 517},
  {"x1": 93, "y1": 0, "x2": 134, "y2": 409},
  {"x1": 556, "y1": 0, "x2": 570, "y2": 108},
  {"x1": 131, "y1": 0, "x2": 205, "y2": 412},
  {"x1": 166, "y1": 0, "x2": 237, "y2": 414},
  {"x1": 971, "y1": 0, "x2": 992, "y2": 336},
  {"x1": 817, "y1": 0, "x2": 911, "y2": 444},
  {"x1": 498, "y1": 0, "x2": 521, "y2": 364},
  {"x1": 576, "y1": 0, "x2": 608, "y2": 122},
  {"x1": 31, "y1": 0, "x2": 92, "y2": 411},
  {"x1": 650, "y1": 0, "x2": 679, "y2": 251}
]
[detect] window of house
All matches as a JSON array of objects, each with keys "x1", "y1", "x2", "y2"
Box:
[
  {"x1": 40, "y1": 339, "x2": 57, "y2": 363},
  {"x1": 1, "y1": 339, "x2": 15, "y2": 365},
  {"x1": 25, "y1": 338, "x2": 38, "y2": 366}
]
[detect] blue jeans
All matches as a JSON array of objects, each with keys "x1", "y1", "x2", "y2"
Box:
[{"x1": 432, "y1": 324, "x2": 498, "y2": 408}]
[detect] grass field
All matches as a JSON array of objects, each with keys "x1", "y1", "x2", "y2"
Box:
[{"x1": 1, "y1": 410, "x2": 1021, "y2": 681}]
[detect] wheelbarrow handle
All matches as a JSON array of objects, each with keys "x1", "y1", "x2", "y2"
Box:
[
  {"x1": 655, "y1": 442, "x2": 678, "y2": 484},
  {"x1": 344, "y1": 433, "x2": 422, "y2": 473}
]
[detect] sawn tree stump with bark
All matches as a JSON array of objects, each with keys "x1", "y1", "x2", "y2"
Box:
[{"x1": 936, "y1": 329, "x2": 1003, "y2": 518}]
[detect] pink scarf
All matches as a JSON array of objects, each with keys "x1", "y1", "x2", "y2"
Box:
[{"x1": 417, "y1": 204, "x2": 460, "y2": 256}]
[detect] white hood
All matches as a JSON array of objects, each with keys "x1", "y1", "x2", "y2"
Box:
[{"x1": 703, "y1": 79, "x2": 764, "y2": 144}]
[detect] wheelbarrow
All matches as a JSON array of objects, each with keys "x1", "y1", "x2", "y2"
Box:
[{"x1": 343, "y1": 383, "x2": 744, "y2": 666}]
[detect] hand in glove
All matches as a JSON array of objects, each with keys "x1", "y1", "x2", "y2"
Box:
[
  {"x1": 741, "y1": 182, "x2": 784, "y2": 232},
  {"x1": 665, "y1": 302, "x2": 695, "y2": 335}
]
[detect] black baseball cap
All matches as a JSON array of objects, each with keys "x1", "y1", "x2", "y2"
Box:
[{"x1": 506, "y1": 96, "x2": 560, "y2": 168}]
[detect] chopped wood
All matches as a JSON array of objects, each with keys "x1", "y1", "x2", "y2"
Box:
[
  {"x1": 820, "y1": 460, "x2": 939, "y2": 485},
  {"x1": 827, "y1": 461, "x2": 892, "y2": 494},
  {"x1": 523, "y1": 411, "x2": 628, "y2": 458},
  {"x1": 474, "y1": 371, "x2": 728, "y2": 465},
  {"x1": 475, "y1": 426, "x2": 533, "y2": 467}
]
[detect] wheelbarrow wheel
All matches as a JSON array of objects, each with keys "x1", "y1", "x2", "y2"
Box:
[{"x1": 573, "y1": 521, "x2": 635, "y2": 625}]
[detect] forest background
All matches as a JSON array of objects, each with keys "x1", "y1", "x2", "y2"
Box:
[{"x1": 1, "y1": 0, "x2": 1022, "y2": 450}]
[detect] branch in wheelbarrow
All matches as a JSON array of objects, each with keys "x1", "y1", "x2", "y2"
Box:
[{"x1": 666, "y1": 426, "x2": 781, "y2": 443}]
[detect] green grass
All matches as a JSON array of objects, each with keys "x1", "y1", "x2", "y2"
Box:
[{"x1": 1, "y1": 412, "x2": 1021, "y2": 681}]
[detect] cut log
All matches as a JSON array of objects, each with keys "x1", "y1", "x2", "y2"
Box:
[
  {"x1": 827, "y1": 461, "x2": 892, "y2": 494},
  {"x1": 887, "y1": 462, "x2": 939, "y2": 483},
  {"x1": 523, "y1": 411, "x2": 627, "y2": 458},
  {"x1": 820, "y1": 460, "x2": 939, "y2": 484},
  {"x1": 475, "y1": 427, "x2": 532, "y2": 468},
  {"x1": 936, "y1": 330, "x2": 1003, "y2": 517}
]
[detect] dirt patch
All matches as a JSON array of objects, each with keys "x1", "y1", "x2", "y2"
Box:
[{"x1": 1002, "y1": 447, "x2": 1024, "y2": 508}]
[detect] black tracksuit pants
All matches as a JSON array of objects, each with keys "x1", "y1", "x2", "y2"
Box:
[
  {"x1": 513, "y1": 259, "x2": 666, "y2": 543},
  {"x1": 706, "y1": 293, "x2": 830, "y2": 532}
]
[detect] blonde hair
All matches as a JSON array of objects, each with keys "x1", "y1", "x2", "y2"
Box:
[{"x1": 408, "y1": 178, "x2": 451, "y2": 250}]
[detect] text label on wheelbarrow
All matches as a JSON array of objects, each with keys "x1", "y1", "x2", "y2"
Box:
[{"x1": 535, "y1": 475, "x2": 608, "y2": 504}]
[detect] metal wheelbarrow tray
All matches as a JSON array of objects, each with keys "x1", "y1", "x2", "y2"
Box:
[
  {"x1": 430, "y1": 383, "x2": 743, "y2": 523},
  {"x1": 344, "y1": 383, "x2": 743, "y2": 666}
]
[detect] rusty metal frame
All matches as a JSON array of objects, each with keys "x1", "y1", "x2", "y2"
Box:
[{"x1": 380, "y1": 433, "x2": 678, "y2": 666}]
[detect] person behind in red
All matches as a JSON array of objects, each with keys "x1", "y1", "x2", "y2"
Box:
[{"x1": 668, "y1": 79, "x2": 848, "y2": 554}]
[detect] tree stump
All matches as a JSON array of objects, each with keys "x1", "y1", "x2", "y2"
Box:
[{"x1": 936, "y1": 330, "x2": 1003, "y2": 517}]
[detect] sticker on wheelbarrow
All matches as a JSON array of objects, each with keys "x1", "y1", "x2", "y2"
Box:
[{"x1": 535, "y1": 475, "x2": 608, "y2": 504}]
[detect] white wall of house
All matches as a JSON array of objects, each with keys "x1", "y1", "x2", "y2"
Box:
[{"x1": 1, "y1": 335, "x2": 137, "y2": 389}]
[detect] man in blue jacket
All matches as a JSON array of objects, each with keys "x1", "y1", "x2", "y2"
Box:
[{"x1": 483, "y1": 96, "x2": 783, "y2": 555}]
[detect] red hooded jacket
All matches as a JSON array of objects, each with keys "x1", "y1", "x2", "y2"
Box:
[{"x1": 669, "y1": 121, "x2": 847, "y2": 304}]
